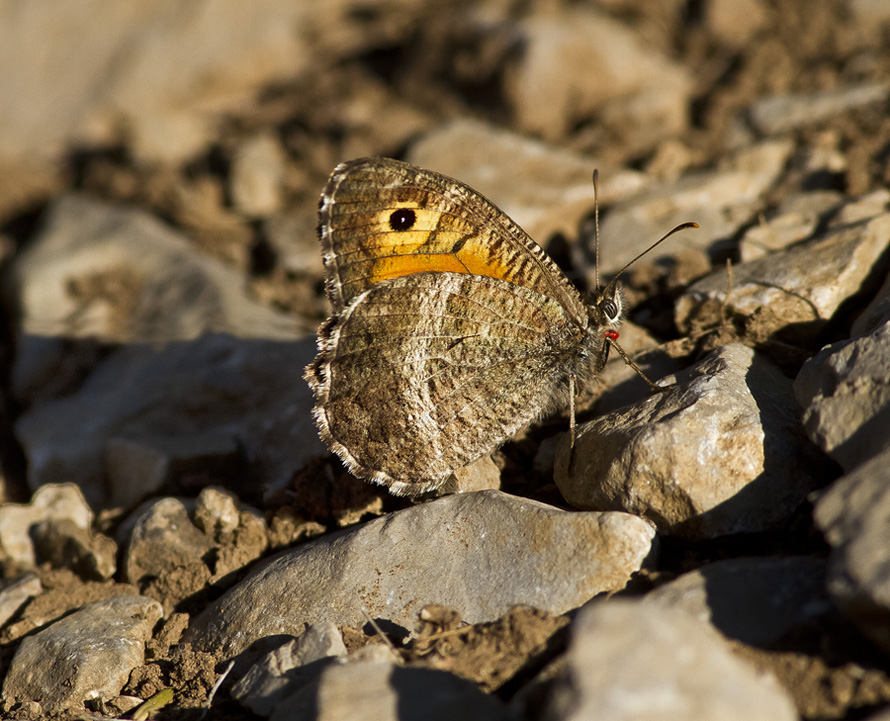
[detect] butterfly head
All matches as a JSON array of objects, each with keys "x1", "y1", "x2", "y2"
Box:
[{"x1": 588, "y1": 278, "x2": 624, "y2": 336}]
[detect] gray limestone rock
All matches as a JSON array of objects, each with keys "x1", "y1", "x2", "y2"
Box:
[
  {"x1": 271, "y1": 658, "x2": 506, "y2": 721},
  {"x1": 1, "y1": 595, "x2": 163, "y2": 714},
  {"x1": 677, "y1": 213, "x2": 890, "y2": 344},
  {"x1": 15, "y1": 333, "x2": 323, "y2": 508},
  {"x1": 232, "y1": 621, "x2": 347, "y2": 717},
  {"x1": 795, "y1": 318, "x2": 890, "y2": 472},
  {"x1": 646, "y1": 556, "x2": 832, "y2": 646},
  {"x1": 555, "y1": 344, "x2": 825, "y2": 538},
  {"x1": 0, "y1": 484, "x2": 93, "y2": 572},
  {"x1": 815, "y1": 446, "x2": 890, "y2": 653},
  {"x1": 544, "y1": 599, "x2": 797, "y2": 721},
  {"x1": 185, "y1": 490, "x2": 655, "y2": 656}
]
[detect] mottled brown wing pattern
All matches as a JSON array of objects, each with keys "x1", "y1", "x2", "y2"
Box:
[{"x1": 306, "y1": 272, "x2": 585, "y2": 495}]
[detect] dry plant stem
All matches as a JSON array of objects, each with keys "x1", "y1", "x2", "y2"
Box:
[
  {"x1": 361, "y1": 604, "x2": 404, "y2": 665},
  {"x1": 202, "y1": 661, "x2": 234, "y2": 719},
  {"x1": 568, "y1": 374, "x2": 576, "y2": 448},
  {"x1": 721, "y1": 258, "x2": 734, "y2": 325}
]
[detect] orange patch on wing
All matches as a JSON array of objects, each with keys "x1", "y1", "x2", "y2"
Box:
[
  {"x1": 369, "y1": 245, "x2": 512, "y2": 284},
  {"x1": 363, "y1": 204, "x2": 514, "y2": 285}
]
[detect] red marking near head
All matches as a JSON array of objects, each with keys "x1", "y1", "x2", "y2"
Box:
[{"x1": 604, "y1": 330, "x2": 619, "y2": 340}]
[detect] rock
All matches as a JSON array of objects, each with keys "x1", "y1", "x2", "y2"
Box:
[
  {"x1": 814, "y1": 446, "x2": 890, "y2": 653},
  {"x1": 8, "y1": 194, "x2": 304, "y2": 404},
  {"x1": 32, "y1": 518, "x2": 117, "y2": 581},
  {"x1": 103, "y1": 433, "x2": 241, "y2": 508},
  {"x1": 830, "y1": 188, "x2": 890, "y2": 226},
  {"x1": 270, "y1": 658, "x2": 506, "y2": 721},
  {"x1": 794, "y1": 318, "x2": 890, "y2": 472},
  {"x1": 850, "y1": 0, "x2": 890, "y2": 28},
  {"x1": 263, "y1": 209, "x2": 325, "y2": 276},
  {"x1": 193, "y1": 486, "x2": 243, "y2": 536},
  {"x1": 704, "y1": 0, "x2": 769, "y2": 49},
  {"x1": 0, "y1": 484, "x2": 92, "y2": 573},
  {"x1": 185, "y1": 490, "x2": 655, "y2": 656},
  {"x1": 646, "y1": 556, "x2": 832, "y2": 646},
  {"x1": 232, "y1": 622, "x2": 347, "y2": 716},
  {"x1": 543, "y1": 599, "x2": 797, "y2": 721},
  {"x1": 0, "y1": 574, "x2": 42, "y2": 629},
  {"x1": 230, "y1": 132, "x2": 287, "y2": 217},
  {"x1": 1, "y1": 595, "x2": 163, "y2": 714},
  {"x1": 748, "y1": 82, "x2": 890, "y2": 135},
  {"x1": 407, "y1": 118, "x2": 647, "y2": 245},
  {"x1": 599, "y1": 139, "x2": 793, "y2": 276},
  {"x1": 504, "y1": 7, "x2": 691, "y2": 148},
  {"x1": 122, "y1": 491, "x2": 266, "y2": 613},
  {"x1": 738, "y1": 190, "x2": 843, "y2": 261},
  {"x1": 15, "y1": 333, "x2": 324, "y2": 508},
  {"x1": 125, "y1": 498, "x2": 214, "y2": 612},
  {"x1": 853, "y1": 268, "x2": 890, "y2": 337},
  {"x1": 106, "y1": 695, "x2": 144, "y2": 715},
  {"x1": 555, "y1": 344, "x2": 826, "y2": 538},
  {"x1": 677, "y1": 212, "x2": 890, "y2": 343},
  {"x1": 437, "y1": 454, "x2": 501, "y2": 495},
  {"x1": 863, "y1": 706, "x2": 890, "y2": 721},
  {"x1": 0, "y1": 1, "x2": 431, "y2": 164}
]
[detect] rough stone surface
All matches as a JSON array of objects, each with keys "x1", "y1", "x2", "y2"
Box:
[
  {"x1": 0, "y1": 484, "x2": 92, "y2": 573},
  {"x1": 1, "y1": 595, "x2": 163, "y2": 714},
  {"x1": 185, "y1": 490, "x2": 655, "y2": 656},
  {"x1": 544, "y1": 599, "x2": 798, "y2": 721},
  {"x1": 599, "y1": 139, "x2": 792, "y2": 275},
  {"x1": 504, "y1": 7, "x2": 691, "y2": 147},
  {"x1": 794, "y1": 318, "x2": 890, "y2": 472},
  {"x1": 15, "y1": 333, "x2": 323, "y2": 508},
  {"x1": 853, "y1": 265, "x2": 890, "y2": 337},
  {"x1": 738, "y1": 190, "x2": 843, "y2": 261},
  {"x1": 8, "y1": 194, "x2": 304, "y2": 404},
  {"x1": 677, "y1": 213, "x2": 890, "y2": 343},
  {"x1": 0, "y1": 574, "x2": 42, "y2": 629},
  {"x1": 646, "y1": 556, "x2": 832, "y2": 647},
  {"x1": 193, "y1": 486, "x2": 243, "y2": 536},
  {"x1": 0, "y1": 0, "x2": 431, "y2": 164},
  {"x1": 32, "y1": 518, "x2": 117, "y2": 581},
  {"x1": 814, "y1": 446, "x2": 890, "y2": 653},
  {"x1": 230, "y1": 132, "x2": 287, "y2": 216},
  {"x1": 232, "y1": 622, "x2": 347, "y2": 716},
  {"x1": 271, "y1": 658, "x2": 506, "y2": 721},
  {"x1": 125, "y1": 498, "x2": 215, "y2": 592},
  {"x1": 438, "y1": 454, "x2": 502, "y2": 495},
  {"x1": 749, "y1": 82, "x2": 890, "y2": 135},
  {"x1": 555, "y1": 344, "x2": 825, "y2": 538}
]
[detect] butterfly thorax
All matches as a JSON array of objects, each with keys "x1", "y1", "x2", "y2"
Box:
[{"x1": 575, "y1": 280, "x2": 625, "y2": 379}]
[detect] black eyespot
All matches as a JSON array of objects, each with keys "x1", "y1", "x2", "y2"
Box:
[{"x1": 389, "y1": 208, "x2": 416, "y2": 231}]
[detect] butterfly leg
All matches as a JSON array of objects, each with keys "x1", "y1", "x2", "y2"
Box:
[{"x1": 605, "y1": 336, "x2": 670, "y2": 394}]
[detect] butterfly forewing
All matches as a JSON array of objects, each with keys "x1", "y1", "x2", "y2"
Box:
[{"x1": 318, "y1": 157, "x2": 588, "y2": 325}]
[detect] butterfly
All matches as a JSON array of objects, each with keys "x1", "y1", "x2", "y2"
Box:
[{"x1": 305, "y1": 157, "x2": 692, "y2": 495}]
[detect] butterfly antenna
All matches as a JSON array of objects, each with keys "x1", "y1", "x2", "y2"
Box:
[
  {"x1": 592, "y1": 169, "x2": 601, "y2": 289},
  {"x1": 603, "y1": 221, "x2": 700, "y2": 296}
]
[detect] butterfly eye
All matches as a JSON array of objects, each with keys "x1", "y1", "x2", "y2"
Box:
[
  {"x1": 389, "y1": 208, "x2": 417, "y2": 231},
  {"x1": 603, "y1": 300, "x2": 619, "y2": 321}
]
